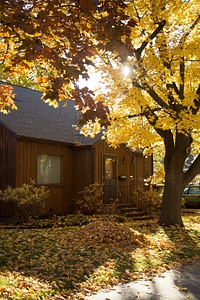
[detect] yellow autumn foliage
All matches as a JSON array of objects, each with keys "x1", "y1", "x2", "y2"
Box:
[{"x1": 80, "y1": 0, "x2": 200, "y2": 157}]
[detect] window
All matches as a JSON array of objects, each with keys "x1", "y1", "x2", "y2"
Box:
[
  {"x1": 104, "y1": 156, "x2": 117, "y2": 179},
  {"x1": 189, "y1": 187, "x2": 200, "y2": 194},
  {"x1": 37, "y1": 154, "x2": 62, "y2": 184}
]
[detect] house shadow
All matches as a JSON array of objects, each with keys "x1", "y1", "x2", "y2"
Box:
[{"x1": 0, "y1": 223, "x2": 139, "y2": 298}]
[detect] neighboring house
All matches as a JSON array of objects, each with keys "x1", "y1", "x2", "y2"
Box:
[{"x1": 0, "y1": 83, "x2": 153, "y2": 216}]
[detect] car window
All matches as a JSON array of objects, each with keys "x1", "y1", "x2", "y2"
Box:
[{"x1": 189, "y1": 187, "x2": 200, "y2": 194}]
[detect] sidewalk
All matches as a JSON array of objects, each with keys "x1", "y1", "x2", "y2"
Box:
[{"x1": 86, "y1": 261, "x2": 200, "y2": 300}]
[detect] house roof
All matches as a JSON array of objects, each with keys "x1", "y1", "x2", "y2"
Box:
[{"x1": 0, "y1": 82, "x2": 100, "y2": 145}]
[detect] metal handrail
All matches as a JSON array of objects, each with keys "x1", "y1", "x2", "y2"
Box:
[{"x1": 117, "y1": 185, "x2": 135, "y2": 206}]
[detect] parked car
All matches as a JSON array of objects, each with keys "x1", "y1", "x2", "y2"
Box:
[{"x1": 182, "y1": 185, "x2": 200, "y2": 207}]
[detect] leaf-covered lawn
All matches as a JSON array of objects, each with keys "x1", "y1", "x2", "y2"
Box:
[{"x1": 0, "y1": 213, "x2": 200, "y2": 299}]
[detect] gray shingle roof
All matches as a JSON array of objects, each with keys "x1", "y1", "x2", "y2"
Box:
[{"x1": 0, "y1": 83, "x2": 100, "y2": 145}]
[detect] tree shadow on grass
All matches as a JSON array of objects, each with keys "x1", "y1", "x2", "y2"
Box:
[
  {"x1": 109, "y1": 222, "x2": 200, "y2": 300},
  {"x1": 0, "y1": 219, "x2": 163, "y2": 299},
  {"x1": 112, "y1": 218, "x2": 200, "y2": 284},
  {"x1": 162, "y1": 224, "x2": 200, "y2": 263},
  {"x1": 0, "y1": 218, "x2": 200, "y2": 299},
  {"x1": 157, "y1": 224, "x2": 200, "y2": 299}
]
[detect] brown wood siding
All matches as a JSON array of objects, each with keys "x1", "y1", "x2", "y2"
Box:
[
  {"x1": 72, "y1": 146, "x2": 94, "y2": 197},
  {"x1": 0, "y1": 125, "x2": 17, "y2": 217},
  {"x1": 0, "y1": 127, "x2": 154, "y2": 216},
  {"x1": 133, "y1": 154, "x2": 153, "y2": 191},
  {"x1": 0, "y1": 124, "x2": 16, "y2": 189},
  {"x1": 144, "y1": 155, "x2": 153, "y2": 179},
  {"x1": 92, "y1": 141, "x2": 153, "y2": 205},
  {"x1": 14, "y1": 139, "x2": 74, "y2": 215},
  {"x1": 94, "y1": 141, "x2": 134, "y2": 180},
  {"x1": 133, "y1": 152, "x2": 144, "y2": 190},
  {"x1": 93, "y1": 140, "x2": 134, "y2": 204}
]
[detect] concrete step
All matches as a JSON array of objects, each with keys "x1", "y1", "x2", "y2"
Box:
[
  {"x1": 118, "y1": 204, "x2": 152, "y2": 220},
  {"x1": 120, "y1": 207, "x2": 142, "y2": 214}
]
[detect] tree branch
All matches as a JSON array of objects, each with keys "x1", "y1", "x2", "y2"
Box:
[
  {"x1": 183, "y1": 154, "x2": 200, "y2": 186},
  {"x1": 179, "y1": 56, "x2": 185, "y2": 100},
  {"x1": 179, "y1": 14, "x2": 200, "y2": 46},
  {"x1": 166, "y1": 82, "x2": 179, "y2": 96},
  {"x1": 113, "y1": 107, "x2": 161, "y2": 121},
  {"x1": 135, "y1": 20, "x2": 166, "y2": 60},
  {"x1": 192, "y1": 85, "x2": 200, "y2": 115},
  {"x1": 132, "y1": 80, "x2": 170, "y2": 110}
]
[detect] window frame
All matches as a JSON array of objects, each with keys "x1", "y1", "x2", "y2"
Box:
[{"x1": 37, "y1": 154, "x2": 63, "y2": 185}]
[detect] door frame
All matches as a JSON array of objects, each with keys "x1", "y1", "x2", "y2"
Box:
[{"x1": 102, "y1": 154, "x2": 118, "y2": 204}]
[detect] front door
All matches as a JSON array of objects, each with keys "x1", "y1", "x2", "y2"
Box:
[{"x1": 103, "y1": 155, "x2": 117, "y2": 203}]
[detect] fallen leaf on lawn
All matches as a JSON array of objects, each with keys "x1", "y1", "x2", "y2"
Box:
[
  {"x1": 0, "y1": 214, "x2": 200, "y2": 299},
  {"x1": 178, "y1": 287, "x2": 188, "y2": 292}
]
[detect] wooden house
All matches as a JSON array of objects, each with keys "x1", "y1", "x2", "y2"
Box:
[{"x1": 0, "y1": 83, "x2": 153, "y2": 216}]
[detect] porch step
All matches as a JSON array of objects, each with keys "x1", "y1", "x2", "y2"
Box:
[{"x1": 118, "y1": 204, "x2": 152, "y2": 220}]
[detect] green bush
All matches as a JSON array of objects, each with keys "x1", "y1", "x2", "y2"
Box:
[
  {"x1": 75, "y1": 182, "x2": 104, "y2": 215},
  {"x1": 0, "y1": 179, "x2": 49, "y2": 220},
  {"x1": 134, "y1": 188, "x2": 162, "y2": 213}
]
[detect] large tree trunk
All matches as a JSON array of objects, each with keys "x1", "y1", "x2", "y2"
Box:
[
  {"x1": 159, "y1": 164, "x2": 185, "y2": 226},
  {"x1": 158, "y1": 131, "x2": 193, "y2": 226}
]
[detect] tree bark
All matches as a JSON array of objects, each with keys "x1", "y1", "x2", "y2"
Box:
[
  {"x1": 158, "y1": 131, "x2": 194, "y2": 226},
  {"x1": 159, "y1": 165, "x2": 185, "y2": 226}
]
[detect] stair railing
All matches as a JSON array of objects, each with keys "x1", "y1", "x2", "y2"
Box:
[{"x1": 117, "y1": 185, "x2": 135, "y2": 206}]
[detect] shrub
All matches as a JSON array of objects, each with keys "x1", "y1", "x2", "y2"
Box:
[
  {"x1": 0, "y1": 179, "x2": 49, "y2": 220},
  {"x1": 134, "y1": 188, "x2": 162, "y2": 213},
  {"x1": 75, "y1": 182, "x2": 104, "y2": 215}
]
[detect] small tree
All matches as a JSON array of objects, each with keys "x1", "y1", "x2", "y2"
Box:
[
  {"x1": 134, "y1": 188, "x2": 162, "y2": 214},
  {"x1": 75, "y1": 183, "x2": 104, "y2": 215},
  {"x1": 0, "y1": 179, "x2": 49, "y2": 220}
]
